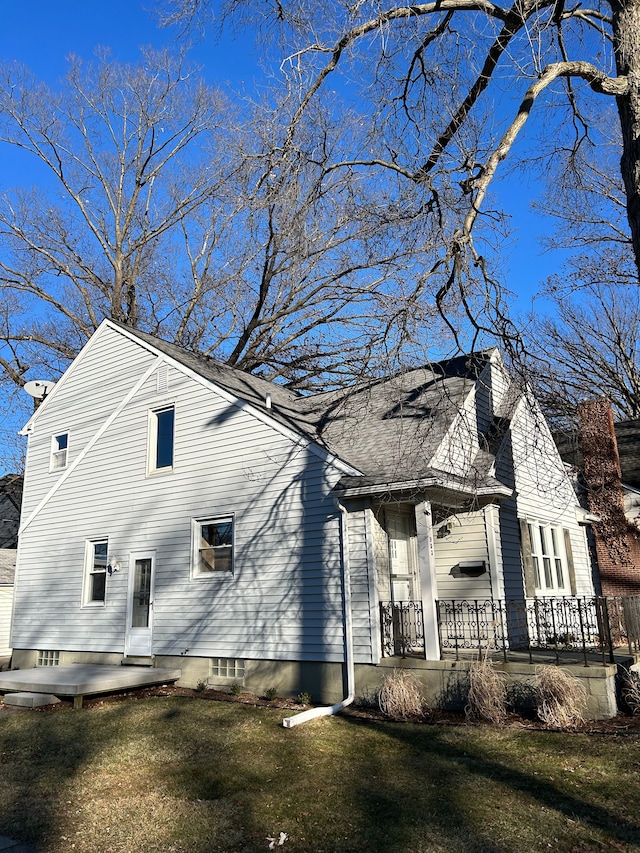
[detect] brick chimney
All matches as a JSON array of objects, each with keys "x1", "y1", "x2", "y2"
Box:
[{"x1": 578, "y1": 398, "x2": 640, "y2": 595}]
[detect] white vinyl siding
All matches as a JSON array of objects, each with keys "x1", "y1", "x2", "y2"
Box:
[
  {"x1": 495, "y1": 398, "x2": 594, "y2": 598},
  {"x1": 433, "y1": 510, "x2": 493, "y2": 601},
  {"x1": 345, "y1": 502, "x2": 377, "y2": 664}
]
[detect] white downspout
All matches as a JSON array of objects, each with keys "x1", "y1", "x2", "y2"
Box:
[{"x1": 282, "y1": 499, "x2": 355, "y2": 728}]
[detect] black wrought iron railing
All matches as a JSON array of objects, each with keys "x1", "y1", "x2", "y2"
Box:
[
  {"x1": 435, "y1": 596, "x2": 640, "y2": 665},
  {"x1": 380, "y1": 600, "x2": 425, "y2": 658}
]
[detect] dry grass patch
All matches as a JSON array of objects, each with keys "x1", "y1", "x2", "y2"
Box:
[
  {"x1": 465, "y1": 657, "x2": 507, "y2": 724},
  {"x1": 1, "y1": 695, "x2": 640, "y2": 852},
  {"x1": 377, "y1": 669, "x2": 426, "y2": 720},
  {"x1": 621, "y1": 667, "x2": 640, "y2": 715},
  {"x1": 535, "y1": 666, "x2": 586, "y2": 729}
]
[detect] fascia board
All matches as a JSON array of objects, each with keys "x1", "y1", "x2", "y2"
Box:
[
  {"x1": 339, "y1": 476, "x2": 512, "y2": 500},
  {"x1": 107, "y1": 321, "x2": 362, "y2": 478},
  {"x1": 18, "y1": 319, "x2": 113, "y2": 436}
]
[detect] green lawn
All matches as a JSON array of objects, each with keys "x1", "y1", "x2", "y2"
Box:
[{"x1": 1, "y1": 695, "x2": 639, "y2": 852}]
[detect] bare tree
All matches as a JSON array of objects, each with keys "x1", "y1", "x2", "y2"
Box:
[
  {"x1": 526, "y1": 270, "x2": 640, "y2": 423},
  {"x1": 157, "y1": 0, "x2": 640, "y2": 342},
  {"x1": 0, "y1": 46, "x2": 459, "y2": 472},
  {"x1": 0, "y1": 49, "x2": 232, "y2": 377}
]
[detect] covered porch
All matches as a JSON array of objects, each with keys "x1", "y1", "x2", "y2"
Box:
[{"x1": 380, "y1": 594, "x2": 640, "y2": 665}]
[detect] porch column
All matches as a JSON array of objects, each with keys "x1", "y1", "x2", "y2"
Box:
[{"x1": 414, "y1": 500, "x2": 441, "y2": 660}]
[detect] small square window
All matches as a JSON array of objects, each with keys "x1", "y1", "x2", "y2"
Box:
[
  {"x1": 50, "y1": 433, "x2": 68, "y2": 471},
  {"x1": 193, "y1": 516, "x2": 234, "y2": 575},
  {"x1": 37, "y1": 650, "x2": 60, "y2": 667},
  {"x1": 148, "y1": 406, "x2": 175, "y2": 472},
  {"x1": 84, "y1": 539, "x2": 108, "y2": 604}
]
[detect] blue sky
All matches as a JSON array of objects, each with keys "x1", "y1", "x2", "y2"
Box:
[{"x1": 0, "y1": 0, "x2": 558, "y2": 306}]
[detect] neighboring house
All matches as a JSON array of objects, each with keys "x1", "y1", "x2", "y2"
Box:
[
  {"x1": 0, "y1": 474, "x2": 23, "y2": 549},
  {"x1": 0, "y1": 548, "x2": 16, "y2": 657},
  {"x1": 0, "y1": 476, "x2": 22, "y2": 660},
  {"x1": 556, "y1": 401, "x2": 640, "y2": 595},
  {"x1": 11, "y1": 320, "x2": 594, "y2": 701}
]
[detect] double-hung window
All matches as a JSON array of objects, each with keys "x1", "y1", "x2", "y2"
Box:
[
  {"x1": 50, "y1": 433, "x2": 69, "y2": 471},
  {"x1": 84, "y1": 539, "x2": 108, "y2": 604},
  {"x1": 192, "y1": 516, "x2": 234, "y2": 575},
  {"x1": 526, "y1": 522, "x2": 570, "y2": 594},
  {"x1": 148, "y1": 405, "x2": 175, "y2": 473}
]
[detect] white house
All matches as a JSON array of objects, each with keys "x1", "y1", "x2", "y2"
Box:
[{"x1": 10, "y1": 320, "x2": 595, "y2": 702}]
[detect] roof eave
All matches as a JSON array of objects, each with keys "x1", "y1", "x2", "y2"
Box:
[{"x1": 336, "y1": 475, "x2": 512, "y2": 504}]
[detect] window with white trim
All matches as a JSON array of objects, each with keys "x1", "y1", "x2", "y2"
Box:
[
  {"x1": 527, "y1": 522, "x2": 569, "y2": 594},
  {"x1": 50, "y1": 432, "x2": 69, "y2": 471},
  {"x1": 84, "y1": 539, "x2": 108, "y2": 604},
  {"x1": 148, "y1": 405, "x2": 175, "y2": 472},
  {"x1": 192, "y1": 516, "x2": 234, "y2": 575}
]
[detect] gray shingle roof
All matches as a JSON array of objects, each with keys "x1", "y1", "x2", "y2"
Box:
[
  {"x1": 113, "y1": 323, "x2": 499, "y2": 488},
  {"x1": 0, "y1": 549, "x2": 16, "y2": 584}
]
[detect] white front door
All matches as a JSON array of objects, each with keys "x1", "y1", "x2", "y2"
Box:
[
  {"x1": 387, "y1": 511, "x2": 420, "y2": 601},
  {"x1": 125, "y1": 551, "x2": 155, "y2": 657}
]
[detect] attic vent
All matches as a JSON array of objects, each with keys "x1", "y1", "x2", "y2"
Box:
[{"x1": 156, "y1": 365, "x2": 169, "y2": 395}]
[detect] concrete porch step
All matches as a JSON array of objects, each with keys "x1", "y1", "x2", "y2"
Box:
[
  {"x1": 121, "y1": 656, "x2": 154, "y2": 667},
  {"x1": 3, "y1": 692, "x2": 60, "y2": 708}
]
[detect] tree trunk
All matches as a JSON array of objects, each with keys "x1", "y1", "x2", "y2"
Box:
[{"x1": 612, "y1": 0, "x2": 640, "y2": 281}]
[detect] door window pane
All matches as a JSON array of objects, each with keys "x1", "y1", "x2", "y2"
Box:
[{"x1": 131, "y1": 558, "x2": 152, "y2": 628}]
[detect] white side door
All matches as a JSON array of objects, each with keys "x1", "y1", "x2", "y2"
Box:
[{"x1": 124, "y1": 551, "x2": 155, "y2": 657}]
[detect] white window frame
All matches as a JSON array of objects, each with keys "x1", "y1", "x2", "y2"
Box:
[
  {"x1": 49, "y1": 432, "x2": 69, "y2": 472},
  {"x1": 147, "y1": 404, "x2": 175, "y2": 474},
  {"x1": 191, "y1": 516, "x2": 234, "y2": 577},
  {"x1": 83, "y1": 538, "x2": 109, "y2": 606},
  {"x1": 527, "y1": 521, "x2": 570, "y2": 595}
]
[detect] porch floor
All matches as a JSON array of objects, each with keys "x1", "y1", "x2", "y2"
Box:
[
  {"x1": 439, "y1": 648, "x2": 637, "y2": 667},
  {"x1": 0, "y1": 664, "x2": 182, "y2": 708}
]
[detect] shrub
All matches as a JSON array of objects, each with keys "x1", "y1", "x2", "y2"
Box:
[
  {"x1": 230, "y1": 682, "x2": 243, "y2": 696},
  {"x1": 195, "y1": 679, "x2": 207, "y2": 693},
  {"x1": 296, "y1": 691, "x2": 312, "y2": 706},
  {"x1": 377, "y1": 669, "x2": 425, "y2": 720},
  {"x1": 465, "y1": 656, "x2": 507, "y2": 724},
  {"x1": 535, "y1": 666, "x2": 586, "y2": 729},
  {"x1": 621, "y1": 668, "x2": 640, "y2": 715},
  {"x1": 264, "y1": 687, "x2": 278, "y2": 701}
]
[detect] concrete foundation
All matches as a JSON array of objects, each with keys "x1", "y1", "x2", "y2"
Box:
[{"x1": 9, "y1": 648, "x2": 623, "y2": 719}]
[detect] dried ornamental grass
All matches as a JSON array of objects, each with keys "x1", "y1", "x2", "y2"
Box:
[
  {"x1": 535, "y1": 666, "x2": 586, "y2": 729},
  {"x1": 621, "y1": 668, "x2": 640, "y2": 715},
  {"x1": 465, "y1": 657, "x2": 507, "y2": 724},
  {"x1": 377, "y1": 669, "x2": 425, "y2": 720}
]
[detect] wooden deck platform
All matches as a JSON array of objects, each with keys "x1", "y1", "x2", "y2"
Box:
[{"x1": 0, "y1": 664, "x2": 182, "y2": 709}]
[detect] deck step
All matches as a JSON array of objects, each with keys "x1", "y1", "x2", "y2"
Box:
[
  {"x1": 3, "y1": 691, "x2": 60, "y2": 708},
  {"x1": 121, "y1": 656, "x2": 155, "y2": 667}
]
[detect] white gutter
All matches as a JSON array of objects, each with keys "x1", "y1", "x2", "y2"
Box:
[{"x1": 282, "y1": 500, "x2": 355, "y2": 728}]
